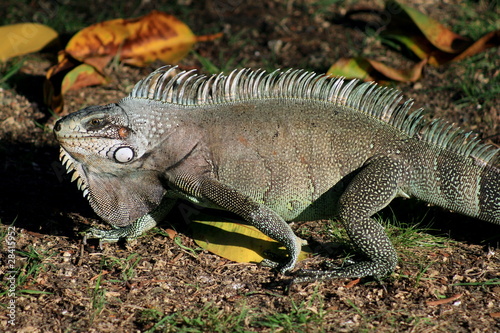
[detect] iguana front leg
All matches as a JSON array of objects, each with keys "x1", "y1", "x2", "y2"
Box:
[
  {"x1": 83, "y1": 195, "x2": 177, "y2": 244},
  {"x1": 177, "y1": 175, "x2": 302, "y2": 274},
  {"x1": 295, "y1": 155, "x2": 407, "y2": 282}
]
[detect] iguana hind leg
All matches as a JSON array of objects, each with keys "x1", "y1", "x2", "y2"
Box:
[{"x1": 295, "y1": 156, "x2": 407, "y2": 282}]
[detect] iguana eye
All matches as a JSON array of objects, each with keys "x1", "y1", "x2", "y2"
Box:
[
  {"x1": 86, "y1": 117, "x2": 107, "y2": 130},
  {"x1": 114, "y1": 146, "x2": 134, "y2": 163}
]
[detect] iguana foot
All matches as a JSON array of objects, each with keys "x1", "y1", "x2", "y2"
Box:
[
  {"x1": 292, "y1": 268, "x2": 347, "y2": 283},
  {"x1": 260, "y1": 258, "x2": 296, "y2": 274},
  {"x1": 83, "y1": 212, "x2": 159, "y2": 245},
  {"x1": 83, "y1": 225, "x2": 142, "y2": 244},
  {"x1": 292, "y1": 259, "x2": 393, "y2": 283},
  {"x1": 260, "y1": 236, "x2": 309, "y2": 274},
  {"x1": 259, "y1": 258, "x2": 279, "y2": 269}
]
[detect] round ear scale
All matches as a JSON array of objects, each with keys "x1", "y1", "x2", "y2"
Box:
[
  {"x1": 118, "y1": 127, "x2": 130, "y2": 139},
  {"x1": 114, "y1": 146, "x2": 135, "y2": 163}
]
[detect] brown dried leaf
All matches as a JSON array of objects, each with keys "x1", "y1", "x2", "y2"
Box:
[
  {"x1": 426, "y1": 293, "x2": 463, "y2": 306},
  {"x1": 385, "y1": 1, "x2": 500, "y2": 66},
  {"x1": 331, "y1": 1, "x2": 500, "y2": 82},
  {"x1": 44, "y1": 11, "x2": 222, "y2": 113},
  {"x1": 65, "y1": 10, "x2": 221, "y2": 71},
  {"x1": 388, "y1": 1, "x2": 470, "y2": 54}
]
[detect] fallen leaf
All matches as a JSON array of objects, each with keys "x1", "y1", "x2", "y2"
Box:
[
  {"x1": 190, "y1": 216, "x2": 311, "y2": 264},
  {"x1": 0, "y1": 23, "x2": 58, "y2": 61},
  {"x1": 384, "y1": 33, "x2": 433, "y2": 62},
  {"x1": 44, "y1": 51, "x2": 78, "y2": 113},
  {"x1": 327, "y1": 57, "x2": 426, "y2": 82},
  {"x1": 389, "y1": 1, "x2": 469, "y2": 54},
  {"x1": 44, "y1": 51, "x2": 106, "y2": 113},
  {"x1": 165, "y1": 228, "x2": 178, "y2": 239},
  {"x1": 368, "y1": 57, "x2": 426, "y2": 82},
  {"x1": 65, "y1": 10, "x2": 222, "y2": 71},
  {"x1": 44, "y1": 10, "x2": 222, "y2": 114},
  {"x1": 450, "y1": 30, "x2": 500, "y2": 63},
  {"x1": 345, "y1": 278, "x2": 361, "y2": 288},
  {"x1": 331, "y1": 1, "x2": 500, "y2": 81},
  {"x1": 61, "y1": 63, "x2": 108, "y2": 94},
  {"x1": 426, "y1": 293, "x2": 462, "y2": 306},
  {"x1": 327, "y1": 57, "x2": 375, "y2": 81},
  {"x1": 384, "y1": 1, "x2": 500, "y2": 66}
]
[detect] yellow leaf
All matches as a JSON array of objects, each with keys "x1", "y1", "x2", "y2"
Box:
[
  {"x1": 43, "y1": 11, "x2": 221, "y2": 113},
  {"x1": 191, "y1": 216, "x2": 311, "y2": 264},
  {"x1": 327, "y1": 58, "x2": 375, "y2": 81},
  {"x1": 327, "y1": 57, "x2": 426, "y2": 83},
  {"x1": 61, "y1": 63, "x2": 107, "y2": 94},
  {"x1": 0, "y1": 23, "x2": 58, "y2": 61},
  {"x1": 65, "y1": 10, "x2": 222, "y2": 71}
]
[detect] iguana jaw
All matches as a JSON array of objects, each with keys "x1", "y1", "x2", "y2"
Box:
[{"x1": 59, "y1": 147, "x2": 90, "y2": 199}]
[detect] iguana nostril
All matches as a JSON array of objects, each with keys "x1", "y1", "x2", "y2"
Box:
[{"x1": 54, "y1": 121, "x2": 61, "y2": 132}]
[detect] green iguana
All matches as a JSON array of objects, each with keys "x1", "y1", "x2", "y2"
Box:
[{"x1": 54, "y1": 66, "x2": 500, "y2": 281}]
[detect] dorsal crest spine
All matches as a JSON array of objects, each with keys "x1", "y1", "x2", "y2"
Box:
[{"x1": 127, "y1": 66, "x2": 499, "y2": 165}]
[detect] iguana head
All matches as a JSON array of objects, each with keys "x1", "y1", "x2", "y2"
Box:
[
  {"x1": 54, "y1": 103, "x2": 143, "y2": 172},
  {"x1": 54, "y1": 103, "x2": 165, "y2": 227}
]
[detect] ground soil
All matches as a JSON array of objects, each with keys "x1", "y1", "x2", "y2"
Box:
[{"x1": 1, "y1": 1, "x2": 499, "y2": 332}]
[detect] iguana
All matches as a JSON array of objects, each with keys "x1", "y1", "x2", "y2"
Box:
[{"x1": 54, "y1": 66, "x2": 500, "y2": 281}]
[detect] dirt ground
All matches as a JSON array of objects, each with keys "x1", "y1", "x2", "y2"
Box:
[{"x1": 1, "y1": 1, "x2": 499, "y2": 332}]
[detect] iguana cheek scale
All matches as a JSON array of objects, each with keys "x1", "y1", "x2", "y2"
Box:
[{"x1": 54, "y1": 66, "x2": 499, "y2": 281}]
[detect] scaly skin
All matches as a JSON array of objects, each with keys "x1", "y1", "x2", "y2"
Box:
[{"x1": 54, "y1": 67, "x2": 499, "y2": 280}]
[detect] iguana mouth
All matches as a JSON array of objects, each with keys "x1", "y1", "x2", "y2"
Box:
[{"x1": 59, "y1": 147, "x2": 90, "y2": 199}]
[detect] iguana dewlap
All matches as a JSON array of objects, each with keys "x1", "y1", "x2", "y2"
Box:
[{"x1": 54, "y1": 66, "x2": 499, "y2": 281}]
